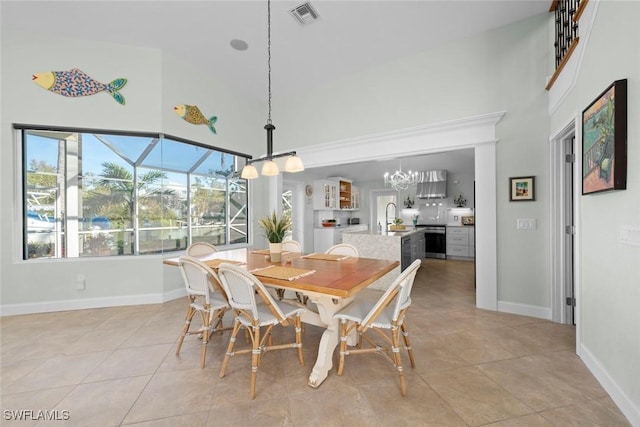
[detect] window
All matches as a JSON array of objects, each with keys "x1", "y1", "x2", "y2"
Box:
[{"x1": 21, "y1": 127, "x2": 249, "y2": 260}]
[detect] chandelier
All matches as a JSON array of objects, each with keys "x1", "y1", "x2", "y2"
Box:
[
  {"x1": 241, "y1": 0, "x2": 304, "y2": 179},
  {"x1": 383, "y1": 161, "x2": 420, "y2": 191}
]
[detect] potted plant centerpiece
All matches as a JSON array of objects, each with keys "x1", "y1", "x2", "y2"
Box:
[{"x1": 258, "y1": 211, "x2": 292, "y2": 263}]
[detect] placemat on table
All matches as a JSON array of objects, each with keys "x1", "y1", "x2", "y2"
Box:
[
  {"x1": 251, "y1": 249, "x2": 294, "y2": 255},
  {"x1": 251, "y1": 249, "x2": 272, "y2": 255},
  {"x1": 301, "y1": 253, "x2": 350, "y2": 261},
  {"x1": 251, "y1": 265, "x2": 316, "y2": 281},
  {"x1": 204, "y1": 259, "x2": 245, "y2": 269}
]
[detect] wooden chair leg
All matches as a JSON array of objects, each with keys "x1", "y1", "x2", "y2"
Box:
[
  {"x1": 391, "y1": 327, "x2": 407, "y2": 396},
  {"x1": 337, "y1": 319, "x2": 348, "y2": 375},
  {"x1": 295, "y1": 314, "x2": 304, "y2": 366},
  {"x1": 220, "y1": 319, "x2": 242, "y2": 378},
  {"x1": 176, "y1": 305, "x2": 195, "y2": 356},
  {"x1": 199, "y1": 305, "x2": 211, "y2": 369},
  {"x1": 401, "y1": 323, "x2": 415, "y2": 368},
  {"x1": 250, "y1": 325, "x2": 261, "y2": 399}
]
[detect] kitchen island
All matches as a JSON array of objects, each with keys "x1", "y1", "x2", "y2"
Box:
[{"x1": 342, "y1": 227, "x2": 425, "y2": 290}]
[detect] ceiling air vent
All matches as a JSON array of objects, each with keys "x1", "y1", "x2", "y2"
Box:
[{"x1": 290, "y1": 2, "x2": 319, "y2": 25}]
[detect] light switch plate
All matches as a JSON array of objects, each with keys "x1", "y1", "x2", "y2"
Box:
[
  {"x1": 620, "y1": 225, "x2": 640, "y2": 246},
  {"x1": 517, "y1": 218, "x2": 537, "y2": 230}
]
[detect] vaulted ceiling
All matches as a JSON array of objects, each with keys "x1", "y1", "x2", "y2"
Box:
[
  {"x1": 1, "y1": 1, "x2": 549, "y2": 180},
  {"x1": 1, "y1": 1, "x2": 549, "y2": 102}
]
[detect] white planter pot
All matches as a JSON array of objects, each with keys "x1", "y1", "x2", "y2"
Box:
[{"x1": 269, "y1": 242, "x2": 283, "y2": 262}]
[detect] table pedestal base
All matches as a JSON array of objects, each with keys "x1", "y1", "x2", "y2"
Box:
[{"x1": 301, "y1": 294, "x2": 354, "y2": 388}]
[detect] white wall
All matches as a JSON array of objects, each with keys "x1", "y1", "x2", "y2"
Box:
[
  {"x1": 270, "y1": 14, "x2": 551, "y2": 312},
  {"x1": 2, "y1": 5, "x2": 638, "y2": 422},
  {"x1": 549, "y1": 2, "x2": 640, "y2": 422},
  {"x1": 0, "y1": 31, "x2": 261, "y2": 312}
]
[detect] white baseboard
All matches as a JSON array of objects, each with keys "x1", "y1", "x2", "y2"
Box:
[
  {"x1": 497, "y1": 300, "x2": 552, "y2": 320},
  {"x1": 0, "y1": 288, "x2": 186, "y2": 317},
  {"x1": 579, "y1": 344, "x2": 640, "y2": 427}
]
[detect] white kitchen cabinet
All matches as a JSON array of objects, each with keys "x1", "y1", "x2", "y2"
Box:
[
  {"x1": 350, "y1": 186, "x2": 360, "y2": 210},
  {"x1": 446, "y1": 226, "x2": 475, "y2": 259},
  {"x1": 313, "y1": 225, "x2": 368, "y2": 253},
  {"x1": 313, "y1": 228, "x2": 336, "y2": 253},
  {"x1": 312, "y1": 180, "x2": 338, "y2": 210},
  {"x1": 337, "y1": 178, "x2": 352, "y2": 210},
  {"x1": 313, "y1": 178, "x2": 360, "y2": 211}
]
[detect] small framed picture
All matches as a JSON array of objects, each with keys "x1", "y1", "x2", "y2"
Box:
[{"x1": 509, "y1": 176, "x2": 535, "y2": 201}]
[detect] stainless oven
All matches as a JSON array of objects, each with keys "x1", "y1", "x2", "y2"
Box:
[{"x1": 422, "y1": 225, "x2": 446, "y2": 259}]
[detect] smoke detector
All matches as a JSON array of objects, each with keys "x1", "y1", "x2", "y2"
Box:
[{"x1": 289, "y1": 2, "x2": 319, "y2": 25}]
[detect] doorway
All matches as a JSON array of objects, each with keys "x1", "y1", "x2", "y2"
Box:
[
  {"x1": 563, "y1": 136, "x2": 575, "y2": 325},
  {"x1": 282, "y1": 182, "x2": 306, "y2": 249},
  {"x1": 371, "y1": 190, "x2": 397, "y2": 231},
  {"x1": 550, "y1": 120, "x2": 578, "y2": 326},
  {"x1": 291, "y1": 112, "x2": 503, "y2": 310}
]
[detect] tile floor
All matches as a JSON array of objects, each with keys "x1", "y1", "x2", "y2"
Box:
[{"x1": 1, "y1": 259, "x2": 631, "y2": 426}]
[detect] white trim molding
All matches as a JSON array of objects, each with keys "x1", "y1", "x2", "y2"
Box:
[
  {"x1": 297, "y1": 111, "x2": 505, "y2": 312},
  {"x1": 0, "y1": 288, "x2": 186, "y2": 317},
  {"x1": 498, "y1": 300, "x2": 552, "y2": 320},
  {"x1": 579, "y1": 344, "x2": 640, "y2": 426},
  {"x1": 297, "y1": 112, "x2": 505, "y2": 168}
]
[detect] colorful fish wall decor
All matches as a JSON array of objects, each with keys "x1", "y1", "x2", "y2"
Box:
[
  {"x1": 32, "y1": 68, "x2": 127, "y2": 105},
  {"x1": 174, "y1": 104, "x2": 217, "y2": 134}
]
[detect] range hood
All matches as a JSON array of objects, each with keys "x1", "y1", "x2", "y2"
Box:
[{"x1": 417, "y1": 170, "x2": 447, "y2": 199}]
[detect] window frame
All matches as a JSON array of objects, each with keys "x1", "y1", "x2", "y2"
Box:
[{"x1": 16, "y1": 124, "x2": 252, "y2": 261}]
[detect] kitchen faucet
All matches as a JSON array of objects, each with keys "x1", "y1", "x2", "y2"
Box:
[{"x1": 385, "y1": 202, "x2": 397, "y2": 232}]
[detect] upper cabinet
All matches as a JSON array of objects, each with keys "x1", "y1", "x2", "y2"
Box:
[
  {"x1": 313, "y1": 180, "x2": 338, "y2": 210},
  {"x1": 338, "y1": 179, "x2": 352, "y2": 210},
  {"x1": 313, "y1": 177, "x2": 360, "y2": 211},
  {"x1": 350, "y1": 186, "x2": 360, "y2": 210}
]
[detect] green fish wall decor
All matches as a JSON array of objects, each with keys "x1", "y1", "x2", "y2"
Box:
[
  {"x1": 174, "y1": 104, "x2": 217, "y2": 134},
  {"x1": 32, "y1": 68, "x2": 127, "y2": 105}
]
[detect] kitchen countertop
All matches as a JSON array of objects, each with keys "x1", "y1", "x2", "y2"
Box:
[
  {"x1": 348, "y1": 227, "x2": 425, "y2": 238},
  {"x1": 314, "y1": 224, "x2": 368, "y2": 230}
]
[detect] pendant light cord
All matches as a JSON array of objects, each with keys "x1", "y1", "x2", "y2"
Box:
[{"x1": 267, "y1": 0, "x2": 272, "y2": 125}]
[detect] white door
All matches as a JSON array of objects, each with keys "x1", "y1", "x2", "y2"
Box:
[{"x1": 370, "y1": 190, "x2": 397, "y2": 232}]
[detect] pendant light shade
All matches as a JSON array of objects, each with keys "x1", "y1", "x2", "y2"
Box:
[
  {"x1": 285, "y1": 155, "x2": 305, "y2": 173},
  {"x1": 240, "y1": 164, "x2": 259, "y2": 179},
  {"x1": 261, "y1": 160, "x2": 280, "y2": 176}
]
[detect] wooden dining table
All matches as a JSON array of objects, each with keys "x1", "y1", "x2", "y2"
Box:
[{"x1": 163, "y1": 247, "x2": 399, "y2": 388}]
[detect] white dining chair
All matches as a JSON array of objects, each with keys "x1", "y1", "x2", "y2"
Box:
[
  {"x1": 333, "y1": 259, "x2": 421, "y2": 396},
  {"x1": 325, "y1": 243, "x2": 359, "y2": 257},
  {"x1": 279, "y1": 239, "x2": 305, "y2": 303},
  {"x1": 282, "y1": 239, "x2": 302, "y2": 253},
  {"x1": 186, "y1": 241, "x2": 218, "y2": 257},
  {"x1": 217, "y1": 263, "x2": 305, "y2": 399},
  {"x1": 175, "y1": 255, "x2": 229, "y2": 368}
]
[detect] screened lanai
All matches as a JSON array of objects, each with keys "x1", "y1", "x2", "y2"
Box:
[{"x1": 20, "y1": 126, "x2": 249, "y2": 260}]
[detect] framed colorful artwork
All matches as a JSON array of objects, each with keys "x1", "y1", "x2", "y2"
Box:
[
  {"x1": 509, "y1": 176, "x2": 535, "y2": 202},
  {"x1": 582, "y1": 79, "x2": 627, "y2": 195}
]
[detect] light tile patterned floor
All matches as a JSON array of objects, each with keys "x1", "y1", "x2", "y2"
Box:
[{"x1": 1, "y1": 259, "x2": 631, "y2": 426}]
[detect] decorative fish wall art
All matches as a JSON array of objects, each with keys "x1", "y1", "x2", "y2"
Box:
[
  {"x1": 32, "y1": 68, "x2": 127, "y2": 105},
  {"x1": 174, "y1": 104, "x2": 217, "y2": 134}
]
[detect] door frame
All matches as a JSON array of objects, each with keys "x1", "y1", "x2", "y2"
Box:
[
  {"x1": 369, "y1": 189, "x2": 397, "y2": 231},
  {"x1": 296, "y1": 111, "x2": 504, "y2": 311},
  {"x1": 549, "y1": 117, "x2": 581, "y2": 342}
]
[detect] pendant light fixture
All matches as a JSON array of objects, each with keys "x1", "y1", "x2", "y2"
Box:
[
  {"x1": 383, "y1": 160, "x2": 420, "y2": 191},
  {"x1": 241, "y1": 0, "x2": 304, "y2": 179}
]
